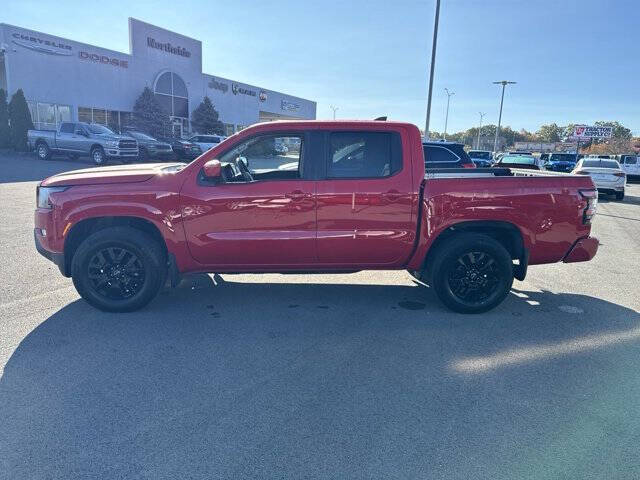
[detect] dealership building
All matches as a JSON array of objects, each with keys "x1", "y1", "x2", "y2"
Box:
[{"x1": 0, "y1": 18, "x2": 316, "y2": 137}]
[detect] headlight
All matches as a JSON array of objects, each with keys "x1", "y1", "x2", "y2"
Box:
[
  {"x1": 37, "y1": 186, "x2": 69, "y2": 209},
  {"x1": 106, "y1": 140, "x2": 119, "y2": 147}
]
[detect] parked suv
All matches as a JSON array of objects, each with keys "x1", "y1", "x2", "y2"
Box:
[
  {"x1": 124, "y1": 130, "x2": 175, "y2": 161},
  {"x1": 423, "y1": 141, "x2": 475, "y2": 169},
  {"x1": 27, "y1": 122, "x2": 138, "y2": 165}
]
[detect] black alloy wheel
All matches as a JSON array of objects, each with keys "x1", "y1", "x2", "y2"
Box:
[
  {"x1": 446, "y1": 251, "x2": 501, "y2": 306},
  {"x1": 87, "y1": 246, "x2": 146, "y2": 300}
]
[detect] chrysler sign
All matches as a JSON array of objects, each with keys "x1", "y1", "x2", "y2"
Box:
[{"x1": 11, "y1": 32, "x2": 73, "y2": 56}]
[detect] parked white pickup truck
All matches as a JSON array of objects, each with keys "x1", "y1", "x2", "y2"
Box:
[{"x1": 27, "y1": 122, "x2": 139, "y2": 165}]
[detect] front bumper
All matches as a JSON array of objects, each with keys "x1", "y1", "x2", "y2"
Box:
[
  {"x1": 563, "y1": 236, "x2": 599, "y2": 263},
  {"x1": 34, "y1": 229, "x2": 66, "y2": 275},
  {"x1": 105, "y1": 148, "x2": 139, "y2": 158}
]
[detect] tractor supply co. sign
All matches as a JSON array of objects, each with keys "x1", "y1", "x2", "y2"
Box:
[{"x1": 571, "y1": 125, "x2": 613, "y2": 140}]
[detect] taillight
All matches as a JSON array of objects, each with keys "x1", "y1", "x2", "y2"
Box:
[
  {"x1": 579, "y1": 189, "x2": 598, "y2": 225},
  {"x1": 613, "y1": 172, "x2": 626, "y2": 178},
  {"x1": 462, "y1": 162, "x2": 476, "y2": 169},
  {"x1": 574, "y1": 170, "x2": 590, "y2": 175}
]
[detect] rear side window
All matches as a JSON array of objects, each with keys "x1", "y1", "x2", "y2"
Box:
[
  {"x1": 623, "y1": 156, "x2": 637, "y2": 165},
  {"x1": 327, "y1": 132, "x2": 401, "y2": 178},
  {"x1": 59, "y1": 123, "x2": 74, "y2": 133},
  {"x1": 424, "y1": 145, "x2": 459, "y2": 163}
]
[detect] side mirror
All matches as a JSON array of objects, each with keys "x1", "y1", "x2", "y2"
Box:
[{"x1": 203, "y1": 159, "x2": 222, "y2": 178}]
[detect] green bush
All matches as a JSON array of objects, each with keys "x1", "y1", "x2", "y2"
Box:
[
  {"x1": 191, "y1": 96, "x2": 224, "y2": 135},
  {"x1": 132, "y1": 87, "x2": 170, "y2": 138},
  {"x1": 8, "y1": 89, "x2": 34, "y2": 151}
]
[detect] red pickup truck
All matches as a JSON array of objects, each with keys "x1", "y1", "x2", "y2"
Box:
[{"x1": 34, "y1": 120, "x2": 599, "y2": 314}]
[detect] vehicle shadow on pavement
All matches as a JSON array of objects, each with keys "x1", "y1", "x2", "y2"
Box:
[{"x1": 1, "y1": 276, "x2": 639, "y2": 478}]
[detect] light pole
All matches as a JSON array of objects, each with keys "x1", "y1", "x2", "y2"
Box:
[
  {"x1": 476, "y1": 112, "x2": 486, "y2": 149},
  {"x1": 443, "y1": 88, "x2": 454, "y2": 140},
  {"x1": 329, "y1": 105, "x2": 338, "y2": 120},
  {"x1": 492, "y1": 80, "x2": 516, "y2": 153},
  {"x1": 424, "y1": 0, "x2": 441, "y2": 140}
]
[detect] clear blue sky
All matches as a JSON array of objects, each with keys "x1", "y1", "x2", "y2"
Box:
[{"x1": 3, "y1": 0, "x2": 639, "y2": 134}]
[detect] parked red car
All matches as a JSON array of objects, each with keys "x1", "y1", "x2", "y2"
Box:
[{"x1": 35, "y1": 120, "x2": 599, "y2": 314}]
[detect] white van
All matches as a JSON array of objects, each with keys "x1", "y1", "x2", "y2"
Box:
[{"x1": 617, "y1": 154, "x2": 640, "y2": 179}]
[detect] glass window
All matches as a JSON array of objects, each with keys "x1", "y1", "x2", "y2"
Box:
[
  {"x1": 582, "y1": 160, "x2": 620, "y2": 169},
  {"x1": 86, "y1": 124, "x2": 115, "y2": 134},
  {"x1": 91, "y1": 109, "x2": 106, "y2": 125},
  {"x1": 172, "y1": 73, "x2": 188, "y2": 97},
  {"x1": 236, "y1": 125, "x2": 246, "y2": 131},
  {"x1": 107, "y1": 111, "x2": 120, "y2": 132},
  {"x1": 424, "y1": 145, "x2": 459, "y2": 163},
  {"x1": 224, "y1": 123, "x2": 235, "y2": 136},
  {"x1": 329, "y1": 132, "x2": 398, "y2": 178},
  {"x1": 37, "y1": 103, "x2": 56, "y2": 127},
  {"x1": 56, "y1": 105, "x2": 71, "y2": 124},
  {"x1": 623, "y1": 156, "x2": 637, "y2": 165},
  {"x1": 27, "y1": 101, "x2": 37, "y2": 126},
  {"x1": 220, "y1": 135, "x2": 303, "y2": 180},
  {"x1": 173, "y1": 97, "x2": 189, "y2": 118},
  {"x1": 120, "y1": 112, "x2": 133, "y2": 130},
  {"x1": 155, "y1": 72, "x2": 172, "y2": 95},
  {"x1": 155, "y1": 94, "x2": 172, "y2": 116},
  {"x1": 500, "y1": 155, "x2": 536, "y2": 165},
  {"x1": 78, "y1": 107, "x2": 92, "y2": 123},
  {"x1": 59, "y1": 122, "x2": 75, "y2": 133}
]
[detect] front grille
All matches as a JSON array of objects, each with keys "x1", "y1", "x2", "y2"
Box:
[{"x1": 119, "y1": 140, "x2": 137, "y2": 149}]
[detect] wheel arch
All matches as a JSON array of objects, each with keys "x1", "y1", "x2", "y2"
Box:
[
  {"x1": 421, "y1": 220, "x2": 527, "y2": 281},
  {"x1": 63, "y1": 216, "x2": 168, "y2": 277}
]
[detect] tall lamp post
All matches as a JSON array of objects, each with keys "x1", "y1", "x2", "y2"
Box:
[
  {"x1": 329, "y1": 105, "x2": 338, "y2": 120},
  {"x1": 492, "y1": 80, "x2": 516, "y2": 153},
  {"x1": 476, "y1": 112, "x2": 486, "y2": 149},
  {"x1": 443, "y1": 88, "x2": 454, "y2": 140},
  {"x1": 424, "y1": 0, "x2": 441, "y2": 140}
]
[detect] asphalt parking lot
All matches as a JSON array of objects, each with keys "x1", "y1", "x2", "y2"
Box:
[{"x1": 1, "y1": 152, "x2": 639, "y2": 479}]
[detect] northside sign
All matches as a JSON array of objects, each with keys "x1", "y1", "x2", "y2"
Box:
[
  {"x1": 146, "y1": 37, "x2": 191, "y2": 58},
  {"x1": 571, "y1": 125, "x2": 613, "y2": 139}
]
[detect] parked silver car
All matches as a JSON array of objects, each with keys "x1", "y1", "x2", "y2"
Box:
[{"x1": 573, "y1": 158, "x2": 626, "y2": 200}]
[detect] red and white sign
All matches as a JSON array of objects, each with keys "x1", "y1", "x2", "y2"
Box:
[{"x1": 570, "y1": 125, "x2": 613, "y2": 140}]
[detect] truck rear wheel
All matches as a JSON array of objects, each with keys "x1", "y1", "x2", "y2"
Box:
[
  {"x1": 36, "y1": 142, "x2": 51, "y2": 160},
  {"x1": 71, "y1": 226, "x2": 167, "y2": 312},
  {"x1": 429, "y1": 233, "x2": 513, "y2": 314}
]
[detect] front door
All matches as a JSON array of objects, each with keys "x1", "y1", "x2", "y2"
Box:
[
  {"x1": 315, "y1": 130, "x2": 415, "y2": 266},
  {"x1": 181, "y1": 132, "x2": 317, "y2": 267}
]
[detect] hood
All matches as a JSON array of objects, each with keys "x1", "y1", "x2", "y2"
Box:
[{"x1": 40, "y1": 162, "x2": 185, "y2": 187}]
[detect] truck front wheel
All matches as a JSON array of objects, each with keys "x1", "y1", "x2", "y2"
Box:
[
  {"x1": 71, "y1": 226, "x2": 167, "y2": 312},
  {"x1": 91, "y1": 146, "x2": 106, "y2": 165},
  {"x1": 36, "y1": 142, "x2": 51, "y2": 160},
  {"x1": 429, "y1": 233, "x2": 513, "y2": 314}
]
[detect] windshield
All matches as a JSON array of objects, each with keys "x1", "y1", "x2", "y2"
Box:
[
  {"x1": 549, "y1": 154, "x2": 577, "y2": 162},
  {"x1": 500, "y1": 155, "x2": 535, "y2": 165},
  {"x1": 129, "y1": 131, "x2": 157, "y2": 141},
  {"x1": 469, "y1": 151, "x2": 491, "y2": 159},
  {"x1": 582, "y1": 160, "x2": 620, "y2": 169},
  {"x1": 85, "y1": 124, "x2": 115, "y2": 135}
]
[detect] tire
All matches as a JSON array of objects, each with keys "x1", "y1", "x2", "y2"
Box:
[
  {"x1": 429, "y1": 233, "x2": 514, "y2": 314},
  {"x1": 138, "y1": 147, "x2": 148, "y2": 162},
  {"x1": 90, "y1": 146, "x2": 106, "y2": 165},
  {"x1": 36, "y1": 142, "x2": 51, "y2": 160},
  {"x1": 71, "y1": 226, "x2": 167, "y2": 312},
  {"x1": 615, "y1": 191, "x2": 625, "y2": 201}
]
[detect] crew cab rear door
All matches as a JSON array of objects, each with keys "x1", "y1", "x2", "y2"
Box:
[
  {"x1": 180, "y1": 131, "x2": 317, "y2": 267},
  {"x1": 315, "y1": 128, "x2": 415, "y2": 266}
]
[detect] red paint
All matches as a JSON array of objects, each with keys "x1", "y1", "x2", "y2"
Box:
[{"x1": 34, "y1": 120, "x2": 598, "y2": 277}]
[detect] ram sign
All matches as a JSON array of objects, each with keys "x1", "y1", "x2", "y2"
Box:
[{"x1": 571, "y1": 125, "x2": 613, "y2": 139}]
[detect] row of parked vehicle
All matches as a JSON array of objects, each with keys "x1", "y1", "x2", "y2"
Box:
[
  {"x1": 464, "y1": 149, "x2": 638, "y2": 201},
  {"x1": 27, "y1": 121, "x2": 227, "y2": 164}
]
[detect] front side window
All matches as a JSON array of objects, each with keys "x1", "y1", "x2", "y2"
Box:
[
  {"x1": 59, "y1": 123, "x2": 74, "y2": 134},
  {"x1": 329, "y1": 132, "x2": 399, "y2": 178},
  {"x1": 219, "y1": 134, "x2": 304, "y2": 181},
  {"x1": 424, "y1": 145, "x2": 459, "y2": 163}
]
